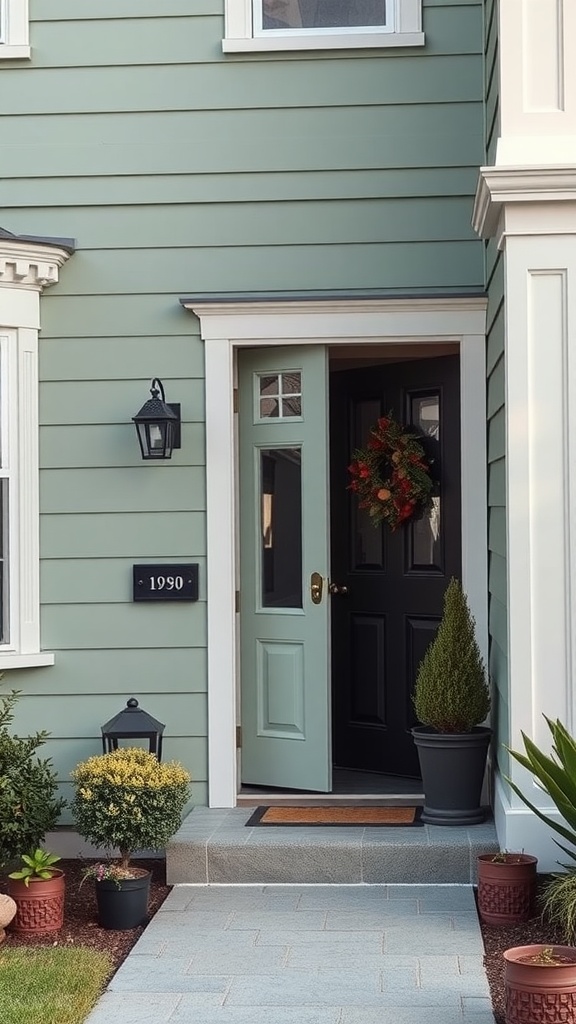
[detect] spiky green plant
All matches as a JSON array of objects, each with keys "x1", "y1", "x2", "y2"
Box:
[
  {"x1": 539, "y1": 872, "x2": 576, "y2": 943},
  {"x1": 413, "y1": 577, "x2": 490, "y2": 732},
  {"x1": 506, "y1": 717, "x2": 576, "y2": 865}
]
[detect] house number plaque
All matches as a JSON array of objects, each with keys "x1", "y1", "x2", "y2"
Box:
[{"x1": 132, "y1": 564, "x2": 199, "y2": 602}]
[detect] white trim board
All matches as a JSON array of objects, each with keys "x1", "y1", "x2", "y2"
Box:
[{"x1": 182, "y1": 297, "x2": 488, "y2": 808}]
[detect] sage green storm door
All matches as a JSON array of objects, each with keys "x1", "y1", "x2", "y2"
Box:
[{"x1": 238, "y1": 346, "x2": 331, "y2": 791}]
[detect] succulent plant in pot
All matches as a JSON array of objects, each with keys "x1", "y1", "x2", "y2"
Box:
[
  {"x1": 8, "y1": 849, "x2": 65, "y2": 934},
  {"x1": 412, "y1": 578, "x2": 491, "y2": 825},
  {"x1": 71, "y1": 747, "x2": 191, "y2": 929}
]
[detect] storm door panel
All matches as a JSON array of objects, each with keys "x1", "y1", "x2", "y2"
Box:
[
  {"x1": 330, "y1": 355, "x2": 461, "y2": 777},
  {"x1": 239, "y1": 346, "x2": 331, "y2": 792}
]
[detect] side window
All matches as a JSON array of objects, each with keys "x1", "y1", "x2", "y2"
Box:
[
  {"x1": 0, "y1": 0, "x2": 30, "y2": 59},
  {"x1": 223, "y1": 0, "x2": 423, "y2": 51},
  {"x1": 0, "y1": 336, "x2": 9, "y2": 643},
  {"x1": 0, "y1": 230, "x2": 73, "y2": 666}
]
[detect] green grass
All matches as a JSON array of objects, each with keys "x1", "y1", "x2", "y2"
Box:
[{"x1": 0, "y1": 946, "x2": 113, "y2": 1024}]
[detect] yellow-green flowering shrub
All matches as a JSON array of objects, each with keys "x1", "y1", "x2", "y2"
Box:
[{"x1": 71, "y1": 748, "x2": 191, "y2": 868}]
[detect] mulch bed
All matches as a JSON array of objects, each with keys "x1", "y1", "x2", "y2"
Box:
[
  {"x1": 477, "y1": 878, "x2": 566, "y2": 1024},
  {"x1": 1, "y1": 863, "x2": 568, "y2": 1021},
  {"x1": 0, "y1": 859, "x2": 171, "y2": 978}
]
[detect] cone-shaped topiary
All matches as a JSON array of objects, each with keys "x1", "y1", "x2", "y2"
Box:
[{"x1": 413, "y1": 577, "x2": 490, "y2": 733}]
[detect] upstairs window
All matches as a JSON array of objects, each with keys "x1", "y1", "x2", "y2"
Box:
[
  {"x1": 0, "y1": 0, "x2": 30, "y2": 59},
  {"x1": 224, "y1": 0, "x2": 423, "y2": 50}
]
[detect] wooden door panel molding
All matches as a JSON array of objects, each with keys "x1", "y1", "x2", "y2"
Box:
[{"x1": 257, "y1": 640, "x2": 306, "y2": 739}]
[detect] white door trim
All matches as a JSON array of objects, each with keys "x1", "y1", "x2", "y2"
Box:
[{"x1": 183, "y1": 297, "x2": 488, "y2": 807}]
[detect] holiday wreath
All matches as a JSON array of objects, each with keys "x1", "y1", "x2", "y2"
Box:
[{"x1": 348, "y1": 414, "x2": 434, "y2": 530}]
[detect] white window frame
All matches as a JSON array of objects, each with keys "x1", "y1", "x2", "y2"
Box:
[
  {"x1": 223, "y1": 0, "x2": 423, "y2": 51},
  {"x1": 0, "y1": 0, "x2": 30, "y2": 59},
  {"x1": 0, "y1": 235, "x2": 73, "y2": 668}
]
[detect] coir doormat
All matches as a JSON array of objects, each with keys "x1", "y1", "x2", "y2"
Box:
[{"x1": 245, "y1": 805, "x2": 423, "y2": 827}]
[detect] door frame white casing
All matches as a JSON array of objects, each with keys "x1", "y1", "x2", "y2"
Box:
[{"x1": 184, "y1": 297, "x2": 488, "y2": 807}]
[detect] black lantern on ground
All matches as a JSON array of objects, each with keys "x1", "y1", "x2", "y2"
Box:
[
  {"x1": 132, "y1": 378, "x2": 181, "y2": 460},
  {"x1": 101, "y1": 698, "x2": 165, "y2": 759}
]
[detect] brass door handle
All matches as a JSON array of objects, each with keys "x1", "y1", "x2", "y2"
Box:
[
  {"x1": 310, "y1": 572, "x2": 323, "y2": 604},
  {"x1": 328, "y1": 582, "x2": 349, "y2": 596}
]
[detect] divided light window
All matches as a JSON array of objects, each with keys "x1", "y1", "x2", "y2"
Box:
[
  {"x1": 223, "y1": 0, "x2": 423, "y2": 51},
  {"x1": 0, "y1": 338, "x2": 10, "y2": 644},
  {"x1": 257, "y1": 0, "x2": 388, "y2": 34}
]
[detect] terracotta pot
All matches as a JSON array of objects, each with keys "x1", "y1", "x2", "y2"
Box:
[
  {"x1": 477, "y1": 853, "x2": 538, "y2": 925},
  {"x1": 8, "y1": 869, "x2": 65, "y2": 934},
  {"x1": 504, "y1": 944, "x2": 576, "y2": 1024}
]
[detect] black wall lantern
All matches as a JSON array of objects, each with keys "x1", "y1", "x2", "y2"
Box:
[
  {"x1": 132, "y1": 378, "x2": 181, "y2": 460},
  {"x1": 101, "y1": 698, "x2": 165, "y2": 759}
]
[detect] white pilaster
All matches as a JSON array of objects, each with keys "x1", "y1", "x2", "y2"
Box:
[
  {"x1": 476, "y1": 196, "x2": 576, "y2": 870},
  {"x1": 498, "y1": 0, "x2": 576, "y2": 165}
]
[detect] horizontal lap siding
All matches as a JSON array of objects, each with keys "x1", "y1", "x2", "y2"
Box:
[
  {"x1": 4, "y1": 0, "x2": 484, "y2": 811},
  {"x1": 483, "y1": 0, "x2": 507, "y2": 767}
]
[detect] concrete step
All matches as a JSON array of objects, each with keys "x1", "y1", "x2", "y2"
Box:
[{"x1": 167, "y1": 807, "x2": 499, "y2": 885}]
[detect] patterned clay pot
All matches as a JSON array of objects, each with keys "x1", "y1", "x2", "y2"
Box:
[
  {"x1": 8, "y1": 869, "x2": 65, "y2": 934},
  {"x1": 477, "y1": 853, "x2": 538, "y2": 925},
  {"x1": 504, "y1": 944, "x2": 576, "y2": 1024}
]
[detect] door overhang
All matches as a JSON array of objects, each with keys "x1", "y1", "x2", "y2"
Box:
[{"x1": 181, "y1": 296, "x2": 488, "y2": 808}]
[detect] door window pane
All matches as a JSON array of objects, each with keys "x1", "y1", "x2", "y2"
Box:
[
  {"x1": 352, "y1": 399, "x2": 383, "y2": 570},
  {"x1": 410, "y1": 393, "x2": 441, "y2": 569},
  {"x1": 258, "y1": 372, "x2": 302, "y2": 419},
  {"x1": 260, "y1": 0, "x2": 387, "y2": 30},
  {"x1": 260, "y1": 448, "x2": 303, "y2": 608}
]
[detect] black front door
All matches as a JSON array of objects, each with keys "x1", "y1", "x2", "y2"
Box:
[{"x1": 329, "y1": 355, "x2": 461, "y2": 778}]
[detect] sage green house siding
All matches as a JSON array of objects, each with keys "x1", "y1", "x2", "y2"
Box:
[
  {"x1": 483, "y1": 0, "x2": 508, "y2": 771},
  {"x1": 2, "y1": 0, "x2": 485, "y2": 814}
]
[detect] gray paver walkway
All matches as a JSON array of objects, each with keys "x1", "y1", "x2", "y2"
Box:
[{"x1": 84, "y1": 884, "x2": 495, "y2": 1024}]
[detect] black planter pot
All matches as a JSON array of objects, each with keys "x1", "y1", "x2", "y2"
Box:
[
  {"x1": 95, "y1": 871, "x2": 151, "y2": 930},
  {"x1": 412, "y1": 726, "x2": 491, "y2": 825}
]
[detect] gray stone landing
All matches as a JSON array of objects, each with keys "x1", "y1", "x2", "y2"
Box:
[{"x1": 166, "y1": 808, "x2": 499, "y2": 885}]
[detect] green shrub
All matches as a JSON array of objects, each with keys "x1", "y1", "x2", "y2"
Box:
[
  {"x1": 0, "y1": 688, "x2": 65, "y2": 869},
  {"x1": 413, "y1": 577, "x2": 491, "y2": 732},
  {"x1": 539, "y1": 872, "x2": 576, "y2": 943},
  {"x1": 71, "y1": 747, "x2": 191, "y2": 868}
]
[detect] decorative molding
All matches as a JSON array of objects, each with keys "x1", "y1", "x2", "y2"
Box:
[
  {"x1": 473, "y1": 165, "x2": 576, "y2": 239},
  {"x1": 184, "y1": 296, "x2": 488, "y2": 343},
  {"x1": 497, "y1": 0, "x2": 576, "y2": 166},
  {"x1": 0, "y1": 241, "x2": 72, "y2": 290}
]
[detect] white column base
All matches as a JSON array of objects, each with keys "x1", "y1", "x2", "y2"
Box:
[{"x1": 494, "y1": 773, "x2": 568, "y2": 873}]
